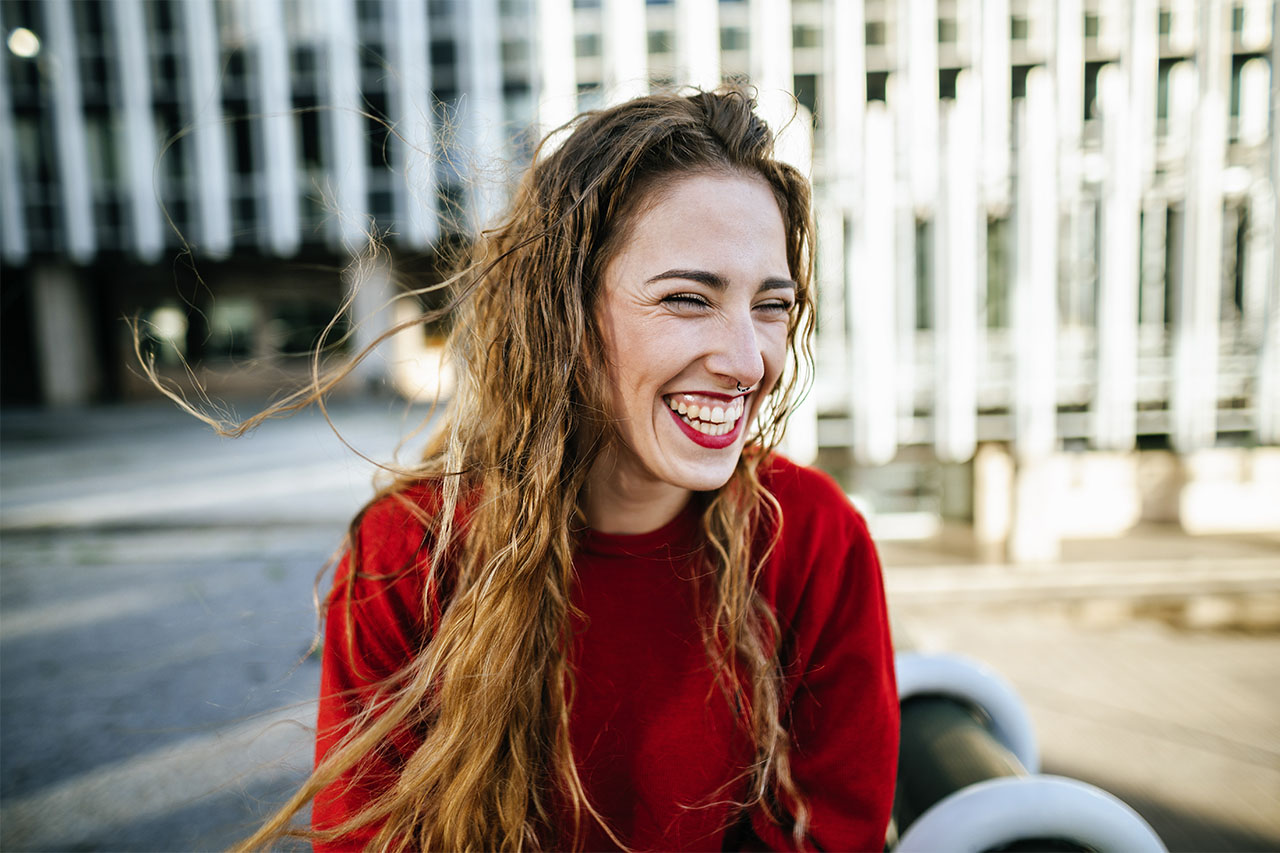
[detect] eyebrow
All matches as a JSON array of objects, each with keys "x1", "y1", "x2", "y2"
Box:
[{"x1": 645, "y1": 268, "x2": 797, "y2": 293}]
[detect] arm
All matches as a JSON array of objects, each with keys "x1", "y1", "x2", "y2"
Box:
[
  {"x1": 312, "y1": 497, "x2": 435, "y2": 852},
  {"x1": 748, "y1": 507, "x2": 900, "y2": 852}
]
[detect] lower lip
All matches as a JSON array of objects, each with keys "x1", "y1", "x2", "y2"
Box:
[{"x1": 667, "y1": 405, "x2": 744, "y2": 449}]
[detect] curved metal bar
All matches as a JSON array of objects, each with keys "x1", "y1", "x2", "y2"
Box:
[
  {"x1": 895, "y1": 651, "x2": 1040, "y2": 773},
  {"x1": 894, "y1": 774, "x2": 1168, "y2": 853}
]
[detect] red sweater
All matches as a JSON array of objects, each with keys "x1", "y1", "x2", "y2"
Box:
[{"x1": 313, "y1": 456, "x2": 898, "y2": 851}]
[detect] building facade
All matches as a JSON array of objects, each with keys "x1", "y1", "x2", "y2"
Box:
[{"x1": 2, "y1": 0, "x2": 1277, "y2": 547}]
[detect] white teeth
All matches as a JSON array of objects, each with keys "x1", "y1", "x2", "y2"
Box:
[
  {"x1": 665, "y1": 394, "x2": 749, "y2": 437},
  {"x1": 695, "y1": 417, "x2": 733, "y2": 436},
  {"x1": 672, "y1": 410, "x2": 738, "y2": 436}
]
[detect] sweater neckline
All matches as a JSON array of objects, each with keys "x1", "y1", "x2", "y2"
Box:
[{"x1": 578, "y1": 496, "x2": 702, "y2": 558}]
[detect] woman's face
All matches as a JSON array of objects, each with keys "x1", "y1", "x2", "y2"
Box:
[{"x1": 595, "y1": 170, "x2": 795, "y2": 496}]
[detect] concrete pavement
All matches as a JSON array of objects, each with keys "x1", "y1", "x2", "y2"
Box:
[
  {"x1": 2, "y1": 401, "x2": 1277, "y2": 851},
  {"x1": 1, "y1": 400, "x2": 411, "y2": 851}
]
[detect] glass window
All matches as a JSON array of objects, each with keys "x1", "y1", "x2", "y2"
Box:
[
  {"x1": 207, "y1": 298, "x2": 257, "y2": 360},
  {"x1": 794, "y1": 24, "x2": 820, "y2": 49},
  {"x1": 720, "y1": 27, "x2": 747, "y2": 50},
  {"x1": 648, "y1": 30, "x2": 673, "y2": 54},
  {"x1": 575, "y1": 33, "x2": 601, "y2": 57},
  {"x1": 142, "y1": 304, "x2": 189, "y2": 367}
]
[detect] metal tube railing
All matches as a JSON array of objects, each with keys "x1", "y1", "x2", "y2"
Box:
[{"x1": 891, "y1": 652, "x2": 1167, "y2": 853}]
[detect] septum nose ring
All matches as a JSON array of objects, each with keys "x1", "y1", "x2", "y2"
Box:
[{"x1": 736, "y1": 382, "x2": 751, "y2": 393}]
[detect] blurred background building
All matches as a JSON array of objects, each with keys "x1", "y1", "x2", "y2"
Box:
[{"x1": 2, "y1": 0, "x2": 1277, "y2": 556}]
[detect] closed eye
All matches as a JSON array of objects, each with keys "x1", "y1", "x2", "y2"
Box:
[
  {"x1": 661, "y1": 293, "x2": 712, "y2": 310},
  {"x1": 755, "y1": 299, "x2": 794, "y2": 313}
]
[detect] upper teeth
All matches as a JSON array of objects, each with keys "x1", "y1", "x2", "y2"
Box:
[{"x1": 666, "y1": 395, "x2": 745, "y2": 432}]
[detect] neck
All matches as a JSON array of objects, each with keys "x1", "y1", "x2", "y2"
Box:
[{"x1": 583, "y1": 451, "x2": 692, "y2": 535}]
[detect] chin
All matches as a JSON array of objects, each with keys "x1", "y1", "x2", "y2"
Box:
[{"x1": 667, "y1": 457, "x2": 741, "y2": 493}]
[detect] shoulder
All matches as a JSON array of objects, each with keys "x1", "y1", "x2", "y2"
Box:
[
  {"x1": 324, "y1": 483, "x2": 448, "y2": 682},
  {"x1": 757, "y1": 453, "x2": 871, "y2": 545},
  {"x1": 754, "y1": 454, "x2": 882, "y2": 629},
  {"x1": 340, "y1": 485, "x2": 438, "y2": 571},
  {"x1": 341, "y1": 484, "x2": 442, "y2": 603}
]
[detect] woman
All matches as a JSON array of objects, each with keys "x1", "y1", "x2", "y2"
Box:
[{"x1": 243, "y1": 89, "x2": 898, "y2": 851}]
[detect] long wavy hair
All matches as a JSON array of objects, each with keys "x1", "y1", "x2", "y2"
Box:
[{"x1": 227, "y1": 88, "x2": 816, "y2": 851}]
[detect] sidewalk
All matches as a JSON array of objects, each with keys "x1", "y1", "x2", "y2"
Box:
[{"x1": 881, "y1": 528, "x2": 1280, "y2": 631}]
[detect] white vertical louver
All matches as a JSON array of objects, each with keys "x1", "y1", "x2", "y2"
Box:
[
  {"x1": 0, "y1": 4, "x2": 27, "y2": 264},
  {"x1": 675, "y1": 0, "x2": 720, "y2": 92},
  {"x1": 1240, "y1": 0, "x2": 1272, "y2": 51},
  {"x1": 902, "y1": 0, "x2": 938, "y2": 216},
  {"x1": 1172, "y1": 0, "x2": 1232, "y2": 450},
  {"x1": 852, "y1": 104, "x2": 898, "y2": 466},
  {"x1": 1264, "y1": 2, "x2": 1280, "y2": 445},
  {"x1": 388, "y1": 0, "x2": 437, "y2": 250},
  {"x1": 109, "y1": 0, "x2": 163, "y2": 261},
  {"x1": 1014, "y1": 67, "x2": 1059, "y2": 459},
  {"x1": 978, "y1": 0, "x2": 1010, "y2": 214},
  {"x1": 824, "y1": 0, "x2": 863, "y2": 207},
  {"x1": 45, "y1": 0, "x2": 95, "y2": 262},
  {"x1": 537, "y1": 0, "x2": 578, "y2": 142},
  {"x1": 456, "y1": 0, "x2": 504, "y2": 229},
  {"x1": 251, "y1": 0, "x2": 300, "y2": 257},
  {"x1": 602, "y1": 0, "x2": 648, "y2": 103},
  {"x1": 933, "y1": 73, "x2": 979, "y2": 463},
  {"x1": 748, "y1": 0, "x2": 792, "y2": 98},
  {"x1": 1095, "y1": 64, "x2": 1139, "y2": 451},
  {"x1": 818, "y1": 0, "x2": 865, "y2": 418},
  {"x1": 1168, "y1": 0, "x2": 1198, "y2": 55},
  {"x1": 1129, "y1": 0, "x2": 1158, "y2": 190},
  {"x1": 891, "y1": 79, "x2": 919, "y2": 443},
  {"x1": 1054, "y1": 0, "x2": 1083, "y2": 293},
  {"x1": 324, "y1": 0, "x2": 367, "y2": 250},
  {"x1": 181, "y1": 0, "x2": 231, "y2": 257}
]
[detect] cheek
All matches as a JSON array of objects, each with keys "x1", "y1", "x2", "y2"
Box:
[
  {"x1": 598, "y1": 319, "x2": 661, "y2": 421},
  {"x1": 607, "y1": 316, "x2": 676, "y2": 389}
]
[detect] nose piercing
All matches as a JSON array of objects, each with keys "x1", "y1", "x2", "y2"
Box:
[{"x1": 736, "y1": 382, "x2": 751, "y2": 393}]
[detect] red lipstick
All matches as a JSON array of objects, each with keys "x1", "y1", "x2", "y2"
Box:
[{"x1": 667, "y1": 405, "x2": 744, "y2": 449}]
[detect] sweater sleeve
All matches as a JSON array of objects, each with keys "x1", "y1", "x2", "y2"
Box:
[
  {"x1": 748, "y1": 468, "x2": 900, "y2": 852},
  {"x1": 311, "y1": 494, "x2": 435, "y2": 852}
]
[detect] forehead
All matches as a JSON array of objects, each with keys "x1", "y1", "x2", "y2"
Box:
[{"x1": 606, "y1": 172, "x2": 790, "y2": 283}]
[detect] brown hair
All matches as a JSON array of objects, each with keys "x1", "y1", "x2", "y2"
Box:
[{"x1": 227, "y1": 88, "x2": 817, "y2": 851}]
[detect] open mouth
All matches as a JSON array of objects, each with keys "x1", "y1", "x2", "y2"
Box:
[
  {"x1": 663, "y1": 393, "x2": 746, "y2": 448},
  {"x1": 664, "y1": 394, "x2": 745, "y2": 436}
]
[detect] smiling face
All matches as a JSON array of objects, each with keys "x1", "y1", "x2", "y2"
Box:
[{"x1": 589, "y1": 171, "x2": 795, "y2": 523}]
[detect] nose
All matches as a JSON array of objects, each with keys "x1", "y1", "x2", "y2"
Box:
[{"x1": 706, "y1": 309, "x2": 766, "y2": 391}]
